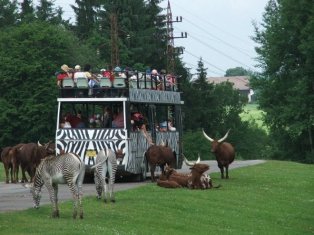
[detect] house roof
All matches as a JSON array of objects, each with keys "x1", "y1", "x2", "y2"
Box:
[{"x1": 206, "y1": 76, "x2": 250, "y2": 91}]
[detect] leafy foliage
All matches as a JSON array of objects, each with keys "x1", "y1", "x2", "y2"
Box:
[
  {"x1": 251, "y1": 0, "x2": 314, "y2": 162},
  {"x1": 0, "y1": 21, "x2": 98, "y2": 145},
  {"x1": 225, "y1": 66, "x2": 250, "y2": 76}
]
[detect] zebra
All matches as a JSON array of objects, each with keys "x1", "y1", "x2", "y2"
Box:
[
  {"x1": 91, "y1": 149, "x2": 124, "y2": 203},
  {"x1": 30, "y1": 153, "x2": 85, "y2": 219}
]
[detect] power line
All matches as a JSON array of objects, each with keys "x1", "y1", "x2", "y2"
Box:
[
  {"x1": 184, "y1": 50, "x2": 225, "y2": 76},
  {"x1": 187, "y1": 33, "x2": 253, "y2": 70},
  {"x1": 171, "y1": 1, "x2": 253, "y2": 47},
  {"x1": 181, "y1": 18, "x2": 253, "y2": 58}
]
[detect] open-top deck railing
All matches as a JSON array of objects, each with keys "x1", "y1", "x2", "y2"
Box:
[{"x1": 59, "y1": 72, "x2": 180, "y2": 99}]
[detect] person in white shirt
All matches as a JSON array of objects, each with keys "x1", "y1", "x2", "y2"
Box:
[{"x1": 73, "y1": 65, "x2": 88, "y2": 85}]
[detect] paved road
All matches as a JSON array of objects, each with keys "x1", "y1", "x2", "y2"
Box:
[{"x1": 0, "y1": 160, "x2": 265, "y2": 213}]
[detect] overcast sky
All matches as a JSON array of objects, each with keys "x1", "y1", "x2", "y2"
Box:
[{"x1": 35, "y1": 0, "x2": 269, "y2": 76}]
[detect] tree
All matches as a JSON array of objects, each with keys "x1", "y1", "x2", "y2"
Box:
[
  {"x1": 20, "y1": 0, "x2": 36, "y2": 22},
  {"x1": 225, "y1": 67, "x2": 250, "y2": 77},
  {"x1": 0, "y1": 0, "x2": 19, "y2": 28},
  {"x1": 251, "y1": 0, "x2": 314, "y2": 162},
  {"x1": 182, "y1": 58, "x2": 245, "y2": 132},
  {"x1": 35, "y1": 0, "x2": 64, "y2": 24},
  {"x1": 72, "y1": 0, "x2": 99, "y2": 40},
  {"x1": 0, "y1": 21, "x2": 99, "y2": 147}
]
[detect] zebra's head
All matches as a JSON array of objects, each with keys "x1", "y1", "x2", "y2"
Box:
[
  {"x1": 30, "y1": 183, "x2": 42, "y2": 209},
  {"x1": 23, "y1": 182, "x2": 42, "y2": 209}
]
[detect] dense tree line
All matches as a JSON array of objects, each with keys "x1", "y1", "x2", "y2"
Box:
[{"x1": 251, "y1": 0, "x2": 314, "y2": 162}]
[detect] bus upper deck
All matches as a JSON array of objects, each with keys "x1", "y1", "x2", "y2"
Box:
[{"x1": 59, "y1": 71, "x2": 180, "y2": 100}]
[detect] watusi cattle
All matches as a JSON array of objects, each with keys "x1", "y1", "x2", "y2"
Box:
[
  {"x1": 17, "y1": 141, "x2": 55, "y2": 182},
  {"x1": 1, "y1": 147, "x2": 13, "y2": 183},
  {"x1": 156, "y1": 179, "x2": 182, "y2": 188},
  {"x1": 1, "y1": 144, "x2": 25, "y2": 183},
  {"x1": 167, "y1": 172, "x2": 189, "y2": 187},
  {"x1": 145, "y1": 144, "x2": 176, "y2": 182},
  {"x1": 183, "y1": 156, "x2": 212, "y2": 189},
  {"x1": 202, "y1": 129, "x2": 235, "y2": 179},
  {"x1": 142, "y1": 129, "x2": 176, "y2": 182},
  {"x1": 188, "y1": 163, "x2": 210, "y2": 189}
]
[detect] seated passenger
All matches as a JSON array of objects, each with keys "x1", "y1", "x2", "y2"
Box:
[
  {"x1": 168, "y1": 119, "x2": 176, "y2": 131},
  {"x1": 57, "y1": 64, "x2": 73, "y2": 87},
  {"x1": 159, "y1": 121, "x2": 167, "y2": 132},
  {"x1": 60, "y1": 116, "x2": 71, "y2": 128},
  {"x1": 131, "y1": 112, "x2": 144, "y2": 131},
  {"x1": 66, "y1": 113, "x2": 85, "y2": 128},
  {"x1": 102, "y1": 107, "x2": 112, "y2": 128},
  {"x1": 112, "y1": 111, "x2": 124, "y2": 128},
  {"x1": 74, "y1": 65, "x2": 88, "y2": 85}
]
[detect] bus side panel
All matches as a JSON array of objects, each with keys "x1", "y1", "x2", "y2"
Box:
[
  {"x1": 128, "y1": 132, "x2": 149, "y2": 174},
  {"x1": 56, "y1": 128, "x2": 128, "y2": 166}
]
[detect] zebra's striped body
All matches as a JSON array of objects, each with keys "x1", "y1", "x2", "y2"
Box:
[
  {"x1": 31, "y1": 153, "x2": 85, "y2": 219},
  {"x1": 93, "y1": 149, "x2": 118, "y2": 203}
]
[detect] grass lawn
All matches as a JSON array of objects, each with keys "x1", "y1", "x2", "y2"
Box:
[{"x1": 0, "y1": 160, "x2": 313, "y2": 235}]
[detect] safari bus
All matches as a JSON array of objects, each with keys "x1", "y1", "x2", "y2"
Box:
[{"x1": 55, "y1": 71, "x2": 184, "y2": 181}]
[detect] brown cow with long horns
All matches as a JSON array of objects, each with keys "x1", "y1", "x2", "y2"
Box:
[{"x1": 202, "y1": 129, "x2": 235, "y2": 179}]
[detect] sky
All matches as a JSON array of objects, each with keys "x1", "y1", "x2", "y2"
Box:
[{"x1": 34, "y1": 0, "x2": 269, "y2": 77}]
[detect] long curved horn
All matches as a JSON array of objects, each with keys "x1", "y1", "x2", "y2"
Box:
[
  {"x1": 202, "y1": 129, "x2": 214, "y2": 142},
  {"x1": 218, "y1": 129, "x2": 231, "y2": 143},
  {"x1": 183, "y1": 154, "x2": 200, "y2": 166},
  {"x1": 37, "y1": 141, "x2": 43, "y2": 147},
  {"x1": 196, "y1": 154, "x2": 201, "y2": 163},
  {"x1": 183, "y1": 155, "x2": 195, "y2": 166}
]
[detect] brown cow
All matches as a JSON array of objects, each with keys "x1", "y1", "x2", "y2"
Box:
[
  {"x1": 0, "y1": 144, "x2": 25, "y2": 183},
  {"x1": 202, "y1": 129, "x2": 235, "y2": 179},
  {"x1": 145, "y1": 144, "x2": 176, "y2": 182},
  {"x1": 188, "y1": 163, "x2": 210, "y2": 189},
  {"x1": 156, "y1": 179, "x2": 182, "y2": 188},
  {"x1": 158, "y1": 163, "x2": 213, "y2": 189},
  {"x1": 16, "y1": 141, "x2": 55, "y2": 182},
  {"x1": 1, "y1": 147, "x2": 13, "y2": 183},
  {"x1": 142, "y1": 129, "x2": 176, "y2": 182}
]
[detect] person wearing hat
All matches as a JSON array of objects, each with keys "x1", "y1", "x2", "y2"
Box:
[
  {"x1": 73, "y1": 64, "x2": 88, "y2": 84},
  {"x1": 57, "y1": 64, "x2": 73, "y2": 87},
  {"x1": 151, "y1": 69, "x2": 163, "y2": 90}
]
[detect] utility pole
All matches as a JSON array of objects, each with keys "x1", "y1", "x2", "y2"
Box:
[{"x1": 166, "y1": 0, "x2": 187, "y2": 74}]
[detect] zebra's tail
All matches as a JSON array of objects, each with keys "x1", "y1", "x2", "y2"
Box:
[{"x1": 90, "y1": 150, "x2": 109, "y2": 170}]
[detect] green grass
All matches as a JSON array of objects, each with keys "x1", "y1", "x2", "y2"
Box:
[{"x1": 1, "y1": 161, "x2": 314, "y2": 235}]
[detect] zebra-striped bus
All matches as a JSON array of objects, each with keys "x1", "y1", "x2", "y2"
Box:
[{"x1": 56, "y1": 72, "x2": 184, "y2": 181}]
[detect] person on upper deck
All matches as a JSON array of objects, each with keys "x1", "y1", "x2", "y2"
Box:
[
  {"x1": 73, "y1": 65, "x2": 88, "y2": 85},
  {"x1": 151, "y1": 69, "x2": 163, "y2": 90},
  {"x1": 57, "y1": 64, "x2": 73, "y2": 87}
]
